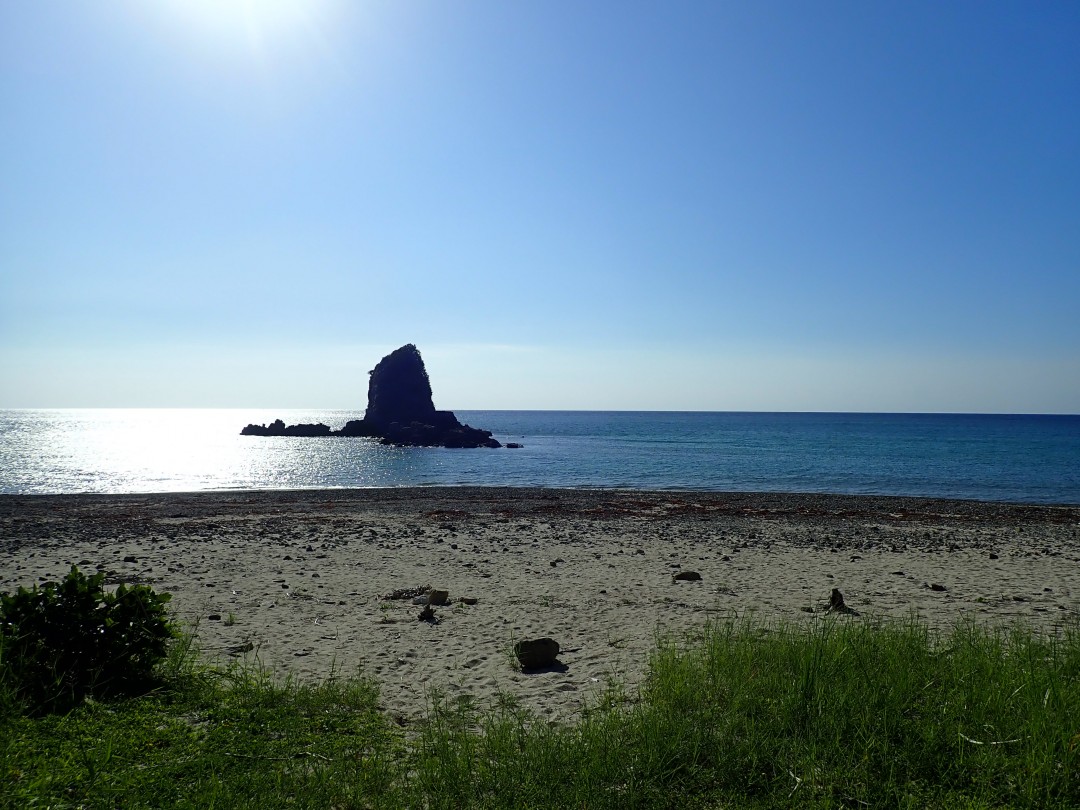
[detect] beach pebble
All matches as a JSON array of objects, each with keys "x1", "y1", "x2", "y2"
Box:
[{"x1": 672, "y1": 571, "x2": 702, "y2": 582}]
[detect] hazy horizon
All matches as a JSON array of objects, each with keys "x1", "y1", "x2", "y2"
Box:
[
  {"x1": 3, "y1": 2, "x2": 1078, "y2": 414},
  {"x1": 4, "y1": 404, "x2": 1079, "y2": 417}
]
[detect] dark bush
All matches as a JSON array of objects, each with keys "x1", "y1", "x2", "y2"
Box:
[{"x1": 0, "y1": 566, "x2": 177, "y2": 713}]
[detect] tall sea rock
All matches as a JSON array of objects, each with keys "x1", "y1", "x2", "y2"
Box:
[{"x1": 363, "y1": 344, "x2": 440, "y2": 430}]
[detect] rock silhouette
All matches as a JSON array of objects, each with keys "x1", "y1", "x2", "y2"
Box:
[
  {"x1": 363, "y1": 344, "x2": 439, "y2": 429},
  {"x1": 240, "y1": 419, "x2": 333, "y2": 437},
  {"x1": 241, "y1": 344, "x2": 501, "y2": 448}
]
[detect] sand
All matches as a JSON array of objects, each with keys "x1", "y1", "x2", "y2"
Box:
[{"x1": 2, "y1": 488, "x2": 1078, "y2": 724}]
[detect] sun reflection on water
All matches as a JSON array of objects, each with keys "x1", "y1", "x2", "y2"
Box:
[{"x1": 1, "y1": 409, "x2": 401, "y2": 493}]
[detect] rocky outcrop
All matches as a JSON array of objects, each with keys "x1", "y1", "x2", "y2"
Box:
[
  {"x1": 240, "y1": 419, "x2": 333, "y2": 437},
  {"x1": 364, "y1": 344, "x2": 439, "y2": 429},
  {"x1": 241, "y1": 344, "x2": 501, "y2": 448}
]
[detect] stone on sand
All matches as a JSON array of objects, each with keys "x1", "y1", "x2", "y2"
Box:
[{"x1": 514, "y1": 637, "x2": 561, "y2": 670}]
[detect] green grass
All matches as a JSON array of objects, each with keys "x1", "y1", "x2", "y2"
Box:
[{"x1": 3, "y1": 617, "x2": 1078, "y2": 808}]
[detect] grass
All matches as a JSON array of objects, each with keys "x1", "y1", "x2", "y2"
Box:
[{"x1": 3, "y1": 617, "x2": 1078, "y2": 808}]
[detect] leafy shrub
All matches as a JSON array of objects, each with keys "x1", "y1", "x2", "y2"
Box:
[{"x1": 0, "y1": 566, "x2": 177, "y2": 713}]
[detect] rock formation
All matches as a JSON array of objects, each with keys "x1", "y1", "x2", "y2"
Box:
[
  {"x1": 241, "y1": 344, "x2": 501, "y2": 448},
  {"x1": 364, "y1": 343, "x2": 439, "y2": 429},
  {"x1": 238, "y1": 419, "x2": 333, "y2": 437}
]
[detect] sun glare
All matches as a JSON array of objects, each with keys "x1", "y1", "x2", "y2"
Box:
[{"x1": 157, "y1": 0, "x2": 335, "y2": 57}]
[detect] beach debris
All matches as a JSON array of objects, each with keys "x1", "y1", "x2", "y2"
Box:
[
  {"x1": 409, "y1": 588, "x2": 450, "y2": 605},
  {"x1": 418, "y1": 605, "x2": 438, "y2": 623},
  {"x1": 672, "y1": 570, "x2": 702, "y2": 582},
  {"x1": 226, "y1": 642, "x2": 254, "y2": 656},
  {"x1": 459, "y1": 596, "x2": 479, "y2": 605},
  {"x1": 384, "y1": 585, "x2": 431, "y2": 601},
  {"x1": 825, "y1": 588, "x2": 860, "y2": 616},
  {"x1": 514, "y1": 637, "x2": 561, "y2": 670}
]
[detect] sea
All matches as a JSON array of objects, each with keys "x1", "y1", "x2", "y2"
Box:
[{"x1": 1, "y1": 410, "x2": 1078, "y2": 504}]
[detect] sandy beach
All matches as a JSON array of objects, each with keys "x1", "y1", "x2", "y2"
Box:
[{"x1": 2, "y1": 488, "x2": 1078, "y2": 724}]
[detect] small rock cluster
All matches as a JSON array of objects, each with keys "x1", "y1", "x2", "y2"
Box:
[{"x1": 381, "y1": 584, "x2": 478, "y2": 625}]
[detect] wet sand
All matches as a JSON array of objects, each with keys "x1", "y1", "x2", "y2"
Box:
[{"x1": 2, "y1": 488, "x2": 1078, "y2": 723}]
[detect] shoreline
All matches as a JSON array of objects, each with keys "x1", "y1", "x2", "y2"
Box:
[
  {"x1": 4, "y1": 484, "x2": 1079, "y2": 513},
  {"x1": 3, "y1": 488, "x2": 1079, "y2": 723}
]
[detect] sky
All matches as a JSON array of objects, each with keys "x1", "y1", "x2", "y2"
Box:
[{"x1": 1, "y1": 1, "x2": 1078, "y2": 412}]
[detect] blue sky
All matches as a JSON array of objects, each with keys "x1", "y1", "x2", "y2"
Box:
[{"x1": 2, "y1": 1, "x2": 1078, "y2": 412}]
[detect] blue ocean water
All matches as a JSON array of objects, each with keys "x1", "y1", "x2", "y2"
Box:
[{"x1": 1, "y1": 409, "x2": 1077, "y2": 504}]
